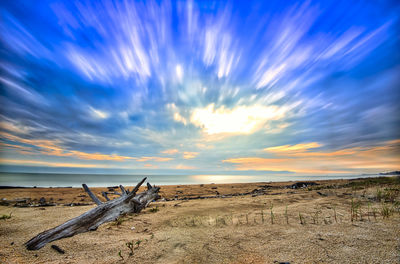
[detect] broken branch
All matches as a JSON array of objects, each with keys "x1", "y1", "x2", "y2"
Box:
[{"x1": 82, "y1": 184, "x2": 102, "y2": 205}]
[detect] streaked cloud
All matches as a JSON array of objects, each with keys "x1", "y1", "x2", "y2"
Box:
[
  {"x1": 0, "y1": 159, "x2": 110, "y2": 168},
  {"x1": 176, "y1": 64, "x2": 184, "y2": 83},
  {"x1": 224, "y1": 140, "x2": 400, "y2": 174},
  {"x1": 264, "y1": 142, "x2": 322, "y2": 153},
  {"x1": 0, "y1": 0, "x2": 398, "y2": 176},
  {"x1": 0, "y1": 131, "x2": 133, "y2": 161},
  {"x1": 89, "y1": 106, "x2": 109, "y2": 120}
]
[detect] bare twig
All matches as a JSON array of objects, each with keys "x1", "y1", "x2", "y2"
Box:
[
  {"x1": 82, "y1": 184, "x2": 102, "y2": 205},
  {"x1": 101, "y1": 192, "x2": 110, "y2": 201}
]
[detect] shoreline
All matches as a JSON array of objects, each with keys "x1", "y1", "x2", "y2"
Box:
[
  {"x1": 0, "y1": 174, "x2": 397, "y2": 189},
  {"x1": 1, "y1": 176, "x2": 398, "y2": 207}
]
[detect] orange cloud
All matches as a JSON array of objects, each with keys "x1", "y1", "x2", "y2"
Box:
[
  {"x1": 68, "y1": 151, "x2": 134, "y2": 161},
  {"x1": 1, "y1": 131, "x2": 176, "y2": 165},
  {"x1": 161, "y1": 149, "x2": 179, "y2": 155},
  {"x1": 223, "y1": 157, "x2": 350, "y2": 174},
  {"x1": 135, "y1": 156, "x2": 172, "y2": 162},
  {"x1": 0, "y1": 158, "x2": 108, "y2": 168},
  {"x1": 0, "y1": 142, "x2": 34, "y2": 154},
  {"x1": 0, "y1": 131, "x2": 134, "y2": 161},
  {"x1": 0, "y1": 120, "x2": 31, "y2": 134},
  {"x1": 264, "y1": 142, "x2": 322, "y2": 152},
  {"x1": 224, "y1": 139, "x2": 400, "y2": 174},
  {"x1": 183, "y1": 151, "x2": 198, "y2": 159}
]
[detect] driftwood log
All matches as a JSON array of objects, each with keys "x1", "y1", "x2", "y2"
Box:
[{"x1": 25, "y1": 177, "x2": 160, "y2": 250}]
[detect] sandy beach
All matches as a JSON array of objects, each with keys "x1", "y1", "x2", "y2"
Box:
[{"x1": 0, "y1": 177, "x2": 399, "y2": 263}]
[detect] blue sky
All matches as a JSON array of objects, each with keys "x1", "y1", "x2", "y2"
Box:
[{"x1": 0, "y1": 0, "x2": 399, "y2": 176}]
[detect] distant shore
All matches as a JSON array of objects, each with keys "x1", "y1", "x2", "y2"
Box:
[{"x1": 1, "y1": 171, "x2": 398, "y2": 188}]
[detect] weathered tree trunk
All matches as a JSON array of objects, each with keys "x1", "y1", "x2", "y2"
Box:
[{"x1": 25, "y1": 177, "x2": 160, "y2": 250}]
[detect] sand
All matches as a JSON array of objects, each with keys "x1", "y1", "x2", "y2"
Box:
[{"x1": 0, "y1": 177, "x2": 399, "y2": 263}]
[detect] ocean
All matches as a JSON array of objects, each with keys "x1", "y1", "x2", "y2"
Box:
[{"x1": 0, "y1": 172, "x2": 386, "y2": 187}]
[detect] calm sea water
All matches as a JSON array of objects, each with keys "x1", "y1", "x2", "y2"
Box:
[{"x1": 0, "y1": 172, "x2": 384, "y2": 187}]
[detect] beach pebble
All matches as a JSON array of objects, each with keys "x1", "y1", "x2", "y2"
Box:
[{"x1": 131, "y1": 226, "x2": 135, "y2": 230}]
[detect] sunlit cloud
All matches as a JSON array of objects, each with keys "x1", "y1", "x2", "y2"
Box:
[
  {"x1": 167, "y1": 103, "x2": 188, "y2": 125},
  {"x1": 162, "y1": 149, "x2": 179, "y2": 155},
  {"x1": 0, "y1": 142, "x2": 34, "y2": 154},
  {"x1": 190, "y1": 104, "x2": 288, "y2": 134},
  {"x1": 183, "y1": 151, "x2": 198, "y2": 159},
  {"x1": 135, "y1": 156, "x2": 173, "y2": 162},
  {"x1": 191, "y1": 175, "x2": 255, "y2": 183},
  {"x1": 89, "y1": 106, "x2": 109, "y2": 119},
  {"x1": 0, "y1": 131, "x2": 134, "y2": 161},
  {"x1": 176, "y1": 64, "x2": 183, "y2": 83},
  {"x1": 224, "y1": 140, "x2": 400, "y2": 174},
  {"x1": 264, "y1": 142, "x2": 322, "y2": 153},
  {"x1": 173, "y1": 112, "x2": 188, "y2": 125},
  {"x1": 0, "y1": 159, "x2": 109, "y2": 168},
  {"x1": 0, "y1": 120, "x2": 32, "y2": 134}
]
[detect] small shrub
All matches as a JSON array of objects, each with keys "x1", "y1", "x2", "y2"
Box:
[
  {"x1": 125, "y1": 241, "x2": 134, "y2": 256},
  {"x1": 135, "y1": 240, "x2": 142, "y2": 247},
  {"x1": 381, "y1": 203, "x2": 392, "y2": 219},
  {"x1": 0, "y1": 213, "x2": 12, "y2": 220},
  {"x1": 112, "y1": 215, "x2": 127, "y2": 226},
  {"x1": 383, "y1": 188, "x2": 398, "y2": 203},
  {"x1": 149, "y1": 206, "x2": 159, "y2": 213},
  {"x1": 376, "y1": 189, "x2": 383, "y2": 202}
]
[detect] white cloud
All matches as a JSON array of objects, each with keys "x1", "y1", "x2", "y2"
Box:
[
  {"x1": 89, "y1": 106, "x2": 109, "y2": 119},
  {"x1": 176, "y1": 64, "x2": 183, "y2": 83},
  {"x1": 190, "y1": 103, "x2": 288, "y2": 134},
  {"x1": 168, "y1": 103, "x2": 188, "y2": 125},
  {"x1": 256, "y1": 63, "x2": 287, "y2": 89}
]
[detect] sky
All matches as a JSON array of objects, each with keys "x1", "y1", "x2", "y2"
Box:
[{"x1": 0, "y1": 0, "x2": 399, "y2": 177}]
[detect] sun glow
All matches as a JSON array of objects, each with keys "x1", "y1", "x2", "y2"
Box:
[
  {"x1": 190, "y1": 104, "x2": 286, "y2": 134},
  {"x1": 191, "y1": 175, "x2": 256, "y2": 183}
]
